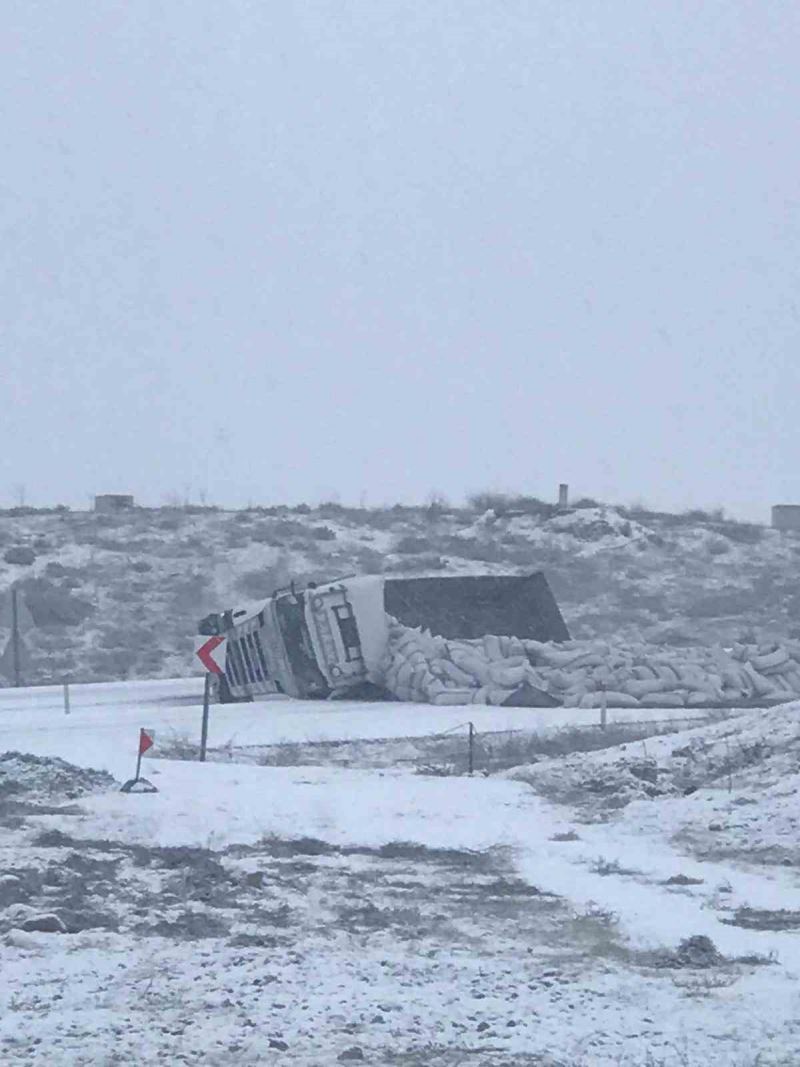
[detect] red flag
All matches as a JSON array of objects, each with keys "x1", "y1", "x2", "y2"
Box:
[{"x1": 139, "y1": 728, "x2": 154, "y2": 756}]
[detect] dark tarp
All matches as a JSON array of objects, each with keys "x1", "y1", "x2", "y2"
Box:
[{"x1": 383, "y1": 573, "x2": 570, "y2": 643}]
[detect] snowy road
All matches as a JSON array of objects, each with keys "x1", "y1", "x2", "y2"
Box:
[{"x1": 0, "y1": 676, "x2": 713, "y2": 780}]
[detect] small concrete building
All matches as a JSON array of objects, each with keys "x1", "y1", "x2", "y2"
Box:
[
  {"x1": 94, "y1": 494, "x2": 135, "y2": 514},
  {"x1": 772, "y1": 505, "x2": 800, "y2": 532}
]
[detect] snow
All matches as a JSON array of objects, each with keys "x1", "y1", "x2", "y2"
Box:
[{"x1": 3, "y1": 678, "x2": 800, "y2": 1064}]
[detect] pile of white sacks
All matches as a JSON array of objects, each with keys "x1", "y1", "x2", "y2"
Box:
[{"x1": 376, "y1": 618, "x2": 800, "y2": 707}]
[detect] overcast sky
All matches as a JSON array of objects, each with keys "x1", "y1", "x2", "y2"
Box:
[{"x1": 2, "y1": 2, "x2": 798, "y2": 518}]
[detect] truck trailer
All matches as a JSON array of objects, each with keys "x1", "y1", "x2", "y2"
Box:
[{"x1": 198, "y1": 572, "x2": 569, "y2": 703}]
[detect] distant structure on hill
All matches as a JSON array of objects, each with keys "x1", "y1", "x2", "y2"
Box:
[
  {"x1": 772, "y1": 505, "x2": 800, "y2": 531},
  {"x1": 94, "y1": 494, "x2": 135, "y2": 514}
]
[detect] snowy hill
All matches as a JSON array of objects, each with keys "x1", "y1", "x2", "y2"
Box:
[{"x1": 0, "y1": 501, "x2": 796, "y2": 686}]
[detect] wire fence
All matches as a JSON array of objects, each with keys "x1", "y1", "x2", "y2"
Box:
[{"x1": 384, "y1": 709, "x2": 714, "y2": 777}]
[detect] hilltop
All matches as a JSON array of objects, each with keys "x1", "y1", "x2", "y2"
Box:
[{"x1": 0, "y1": 500, "x2": 797, "y2": 686}]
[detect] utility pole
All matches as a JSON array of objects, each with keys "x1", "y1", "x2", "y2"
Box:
[{"x1": 11, "y1": 587, "x2": 22, "y2": 687}]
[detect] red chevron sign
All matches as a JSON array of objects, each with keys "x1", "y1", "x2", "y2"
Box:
[{"x1": 196, "y1": 635, "x2": 226, "y2": 674}]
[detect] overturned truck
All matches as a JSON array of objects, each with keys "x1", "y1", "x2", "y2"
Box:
[{"x1": 198, "y1": 573, "x2": 570, "y2": 706}]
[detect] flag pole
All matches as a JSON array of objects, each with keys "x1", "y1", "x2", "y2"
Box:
[{"x1": 135, "y1": 730, "x2": 145, "y2": 781}]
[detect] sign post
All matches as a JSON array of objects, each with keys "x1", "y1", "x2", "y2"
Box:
[
  {"x1": 195, "y1": 636, "x2": 225, "y2": 763},
  {"x1": 200, "y1": 674, "x2": 211, "y2": 762}
]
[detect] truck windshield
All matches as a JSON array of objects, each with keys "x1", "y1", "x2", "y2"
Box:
[{"x1": 274, "y1": 593, "x2": 329, "y2": 697}]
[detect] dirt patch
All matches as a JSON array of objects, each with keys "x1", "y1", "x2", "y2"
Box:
[
  {"x1": 662, "y1": 873, "x2": 705, "y2": 886},
  {"x1": 588, "y1": 930, "x2": 775, "y2": 974},
  {"x1": 675, "y1": 840, "x2": 800, "y2": 869},
  {"x1": 371, "y1": 841, "x2": 501, "y2": 871},
  {"x1": 5, "y1": 830, "x2": 602, "y2": 970},
  {"x1": 251, "y1": 835, "x2": 341, "y2": 858},
  {"x1": 334, "y1": 902, "x2": 438, "y2": 937},
  {"x1": 227, "y1": 931, "x2": 287, "y2": 949},
  {"x1": 0, "y1": 752, "x2": 115, "y2": 799},
  {"x1": 138, "y1": 911, "x2": 231, "y2": 940},
  {"x1": 0, "y1": 868, "x2": 43, "y2": 906},
  {"x1": 57, "y1": 907, "x2": 120, "y2": 933},
  {"x1": 233, "y1": 835, "x2": 505, "y2": 873},
  {"x1": 381, "y1": 1048, "x2": 566, "y2": 1066},
  {"x1": 650, "y1": 935, "x2": 725, "y2": 969},
  {"x1": 721, "y1": 907, "x2": 800, "y2": 931},
  {"x1": 34, "y1": 829, "x2": 138, "y2": 854},
  {"x1": 591, "y1": 857, "x2": 642, "y2": 877},
  {"x1": 242, "y1": 903, "x2": 294, "y2": 928}
]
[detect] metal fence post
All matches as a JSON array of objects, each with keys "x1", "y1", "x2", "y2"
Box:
[
  {"x1": 63, "y1": 682, "x2": 70, "y2": 715},
  {"x1": 468, "y1": 721, "x2": 474, "y2": 776}
]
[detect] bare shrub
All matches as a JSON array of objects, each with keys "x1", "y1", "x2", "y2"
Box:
[
  {"x1": 86, "y1": 648, "x2": 136, "y2": 678},
  {"x1": 715, "y1": 522, "x2": 765, "y2": 545},
  {"x1": 168, "y1": 573, "x2": 210, "y2": 615},
  {"x1": 234, "y1": 558, "x2": 292, "y2": 600},
  {"x1": 467, "y1": 490, "x2": 512, "y2": 515},
  {"x1": 721, "y1": 907, "x2": 800, "y2": 931},
  {"x1": 98, "y1": 625, "x2": 152, "y2": 651},
  {"x1": 683, "y1": 507, "x2": 726, "y2": 523},
  {"x1": 3, "y1": 546, "x2": 36, "y2": 565},
  {"x1": 249, "y1": 524, "x2": 281, "y2": 545},
  {"x1": 685, "y1": 588, "x2": 759, "y2": 618},
  {"x1": 572, "y1": 497, "x2": 603, "y2": 509},
  {"x1": 387, "y1": 553, "x2": 448, "y2": 573},
  {"x1": 493, "y1": 722, "x2": 685, "y2": 774},
  {"x1": 706, "y1": 537, "x2": 731, "y2": 557},
  {"x1": 155, "y1": 513, "x2": 184, "y2": 532},
  {"x1": 591, "y1": 856, "x2": 641, "y2": 877},
  {"x1": 18, "y1": 578, "x2": 94, "y2": 627},
  {"x1": 353, "y1": 547, "x2": 385, "y2": 574},
  {"x1": 333, "y1": 507, "x2": 400, "y2": 531},
  {"x1": 506, "y1": 495, "x2": 556, "y2": 517},
  {"x1": 393, "y1": 535, "x2": 433, "y2": 554},
  {"x1": 154, "y1": 733, "x2": 201, "y2": 760},
  {"x1": 438, "y1": 537, "x2": 507, "y2": 563}
]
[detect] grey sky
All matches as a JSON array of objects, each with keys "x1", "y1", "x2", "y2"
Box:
[{"x1": 2, "y1": 1, "x2": 798, "y2": 518}]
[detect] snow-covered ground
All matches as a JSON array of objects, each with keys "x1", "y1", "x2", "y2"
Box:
[{"x1": 2, "y1": 680, "x2": 800, "y2": 1065}]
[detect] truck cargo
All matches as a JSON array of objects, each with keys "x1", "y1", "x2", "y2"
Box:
[{"x1": 198, "y1": 572, "x2": 570, "y2": 704}]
